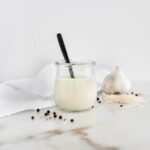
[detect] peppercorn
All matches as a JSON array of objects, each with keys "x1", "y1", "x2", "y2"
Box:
[
  {"x1": 97, "y1": 97, "x2": 99, "y2": 100},
  {"x1": 31, "y1": 116, "x2": 35, "y2": 120},
  {"x1": 54, "y1": 114, "x2": 57, "y2": 118},
  {"x1": 44, "y1": 113, "x2": 48, "y2": 116},
  {"x1": 91, "y1": 106, "x2": 94, "y2": 108},
  {"x1": 53, "y1": 112, "x2": 56, "y2": 115},
  {"x1": 120, "y1": 104, "x2": 123, "y2": 107},
  {"x1": 135, "y1": 94, "x2": 138, "y2": 96},
  {"x1": 59, "y1": 116, "x2": 62, "y2": 119},
  {"x1": 36, "y1": 108, "x2": 40, "y2": 112},
  {"x1": 70, "y1": 119, "x2": 74, "y2": 122},
  {"x1": 47, "y1": 110, "x2": 50, "y2": 114},
  {"x1": 131, "y1": 92, "x2": 134, "y2": 94},
  {"x1": 98, "y1": 101, "x2": 101, "y2": 104}
]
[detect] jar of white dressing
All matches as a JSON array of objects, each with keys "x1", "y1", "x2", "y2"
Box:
[{"x1": 54, "y1": 60, "x2": 97, "y2": 112}]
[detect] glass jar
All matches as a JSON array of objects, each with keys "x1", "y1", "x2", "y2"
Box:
[{"x1": 54, "y1": 60, "x2": 97, "y2": 112}]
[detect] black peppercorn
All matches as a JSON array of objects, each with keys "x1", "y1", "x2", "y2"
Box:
[
  {"x1": 36, "y1": 108, "x2": 40, "y2": 112},
  {"x1": 98, "y1": 101, "x2": 101, "y2": 104},
  {"x1": 91, "y1": 106, "x2": 94, "y2": 108},
  {"x1": 59, "y1": 116, "x2": 62, "y2": 119},
  {"x1": 44, "y1": 113, "x2": 48, "y2": 116},
  {"x1": 70, "y1": 119, "x2": 74, "y2": 122},
  {"x1": 97, "y1": 97, "x2": 99, "y2": 100},
  {"x1": 131, "y1": 92, "x2": 134, "y2": 94},
  {"x1": 135, "y1": 94, "x2": 138, "y2": 96},
  {"x1": 31, "y1": 116, "x2": 34, "y2": 120},
  {"x1": 54, "y1": 114, "x2": 57, "y2": 118},
  {"x1": 53, "y1": 112, "x2": 56, "y2": 115},
  {"x1": 120, "y1": 104, "x2": 123, "y2": 107},
  {"x1": 47, "y1": 110, "x2": 50, "y2": 114}
]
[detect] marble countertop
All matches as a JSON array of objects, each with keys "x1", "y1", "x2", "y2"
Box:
[{"x1": 0, "y1": 81, "x2": 150, "y2": 150}]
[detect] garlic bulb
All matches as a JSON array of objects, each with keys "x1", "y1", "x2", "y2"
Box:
[{"x1": 102, "y1": 66, "x2": 131, "y2": 94}]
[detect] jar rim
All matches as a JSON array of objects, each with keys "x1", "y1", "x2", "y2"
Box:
[{"x1": 55, "y1": 60, "x2": 96, "y2": 67}]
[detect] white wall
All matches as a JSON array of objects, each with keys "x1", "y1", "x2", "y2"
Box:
[{"x1": 0, "y1": 0, "x2": 149, "y2": 81}]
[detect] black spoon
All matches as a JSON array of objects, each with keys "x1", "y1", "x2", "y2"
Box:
[{"x1": 57, "y1": 33, "x2": 75, "y2": 78}]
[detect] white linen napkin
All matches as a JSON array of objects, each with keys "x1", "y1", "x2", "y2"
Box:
[{"x1": 0, "y1": 63, "x2": 109, "y2": 117}]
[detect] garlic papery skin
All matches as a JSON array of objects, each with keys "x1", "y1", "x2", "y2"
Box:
[
  {"x1": 102, "y1": 66, "x2": 131, "y2": 94},
  {"x1": 101, "y1": 93, "x2": 145, "y2": 106}
]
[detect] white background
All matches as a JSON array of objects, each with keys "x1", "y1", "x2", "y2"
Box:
[{"x1": 0, "y1": 0, "x2": 149, "y2": 81}]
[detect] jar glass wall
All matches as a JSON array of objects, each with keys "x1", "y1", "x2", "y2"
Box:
[{"x1": 54, "y1": 60, "x2": 97, "y2": 112}]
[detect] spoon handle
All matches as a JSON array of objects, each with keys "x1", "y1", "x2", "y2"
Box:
[{"x1": 57, "y1": 33, "x2": 75, "y2": 78}]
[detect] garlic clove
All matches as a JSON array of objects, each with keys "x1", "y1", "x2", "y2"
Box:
[{"x1": 102, "y1": 66, "x2": 131, "y2": 94}]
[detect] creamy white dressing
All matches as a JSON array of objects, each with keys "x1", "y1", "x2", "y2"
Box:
[{"x1": 54, "y1": 76, "x2": 97, "y2": 111}]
